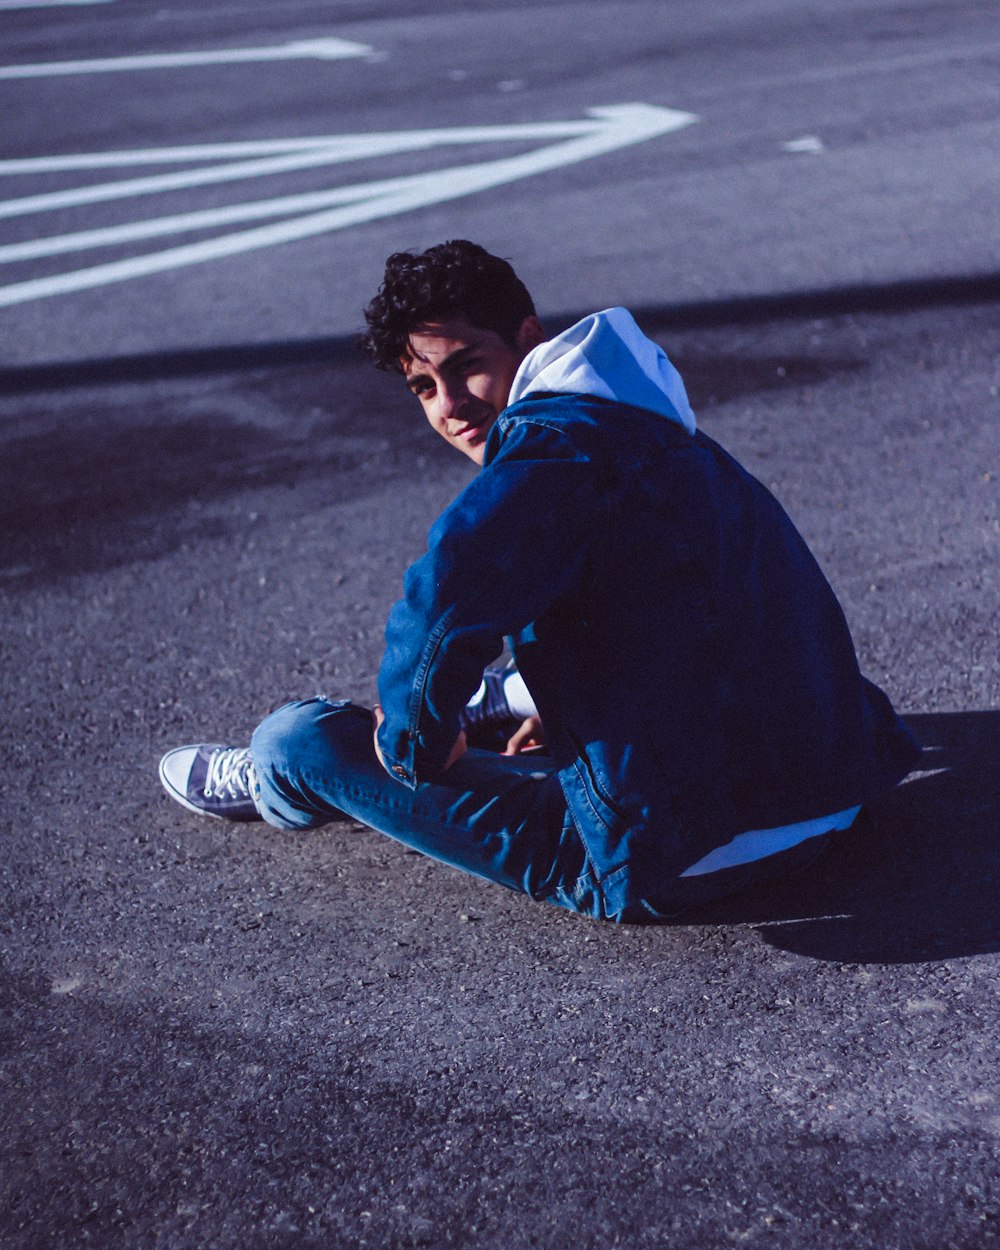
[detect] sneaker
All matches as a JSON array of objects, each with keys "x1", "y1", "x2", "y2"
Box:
[
  {"x1": 459, "y1": 666, "x2": 523, "y2": 750},
  {"x1": 158, "y1": 744, "x2": 262, "y2": 821}
]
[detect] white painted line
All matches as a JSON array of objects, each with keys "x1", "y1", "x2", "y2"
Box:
[
  {"x1": 0, "y1": 0, "x2": 113, "y2": 7},
  {"x1": 0, "y1": 115, "x2": 666, "y2": 219},
  {"x1": 0, "y1": 176, "x2": 427, "y2": 262},
  {"x1": 0, "y1": 120, "x2": 606, "y2": 175},
  {"x1": 782, "y1": 135, "x2": 825, "y2": 154},
  {"x1": 0, "y1": 37, "x2": 372, "y2": 80},
  {"x1": 0, "y1": 145, "x2": 397, "y2": 220},
  {"x1": 0, "y1": 104, "x2": 698, "y2": 307},
  {"x1": 0, "y1": 138, "x2": 377, "y2": 174}
]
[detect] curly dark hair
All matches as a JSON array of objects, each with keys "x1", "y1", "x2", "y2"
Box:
[{"x1": 359, "y1": 240, "x2": 536, "y2": 372}]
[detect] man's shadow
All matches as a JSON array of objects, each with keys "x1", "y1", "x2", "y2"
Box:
[{"x1": 690, "y1": 711, "x2": 1000, "y2": 963}]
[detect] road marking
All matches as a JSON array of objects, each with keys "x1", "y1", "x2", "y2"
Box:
[
  {"x1": 0, "y1": 177, "x2": 454, "y2": 262},
  {"x1": 782, "y1": 136, "x2": 825, "y2": 154},
  {"x1": 0, "y1": 104, "x2": 698, "y2": 307},
  {"x1": 1, "y1": 145, "x2": 417, "y2": 219},
  {"x1": 0, "y1": 120, "x2": 625, "y2": 175},
  {"x1": 0, "y1": 0, "x2": 113, "y2": 7},
  {"x1": 0, "y1": 37, "x2": 373, "y2": 79},
  {"x1": 0, "y1": 119, "x2": 645, "y2": 218}
]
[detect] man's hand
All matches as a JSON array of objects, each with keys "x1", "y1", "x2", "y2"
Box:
[
  {"x1": 372, "y1": 703, "x2": 386, "y2": 768},
  {"x1": 372, "y1": 702, "x2": 468, "y2": 773},
  {"x1": 503, "y1": 715, "x2": 546, "y2": 755},
  {"x1": 443, "y1": 730, "x2": 468, "y2": 770}
]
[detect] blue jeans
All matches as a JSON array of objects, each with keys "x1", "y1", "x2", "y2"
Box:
[
  {"x1": 250, "y1": 699, "x2": 607, "y2": 919},
  {"x1": 250, "y1": 698, "x2": 836, "y2": 923}
]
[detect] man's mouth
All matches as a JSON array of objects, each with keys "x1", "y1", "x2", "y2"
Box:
[{"x1": 454, "y1": 414, "x2": 491, "y2": 442}]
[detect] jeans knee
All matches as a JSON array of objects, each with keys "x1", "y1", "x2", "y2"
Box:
[
  {"x1": 251, "y1": 698, "x2": 337, "y2": 777},
  {"x1": 250, "y1": 698, "x2": 361, "y2": 831}
]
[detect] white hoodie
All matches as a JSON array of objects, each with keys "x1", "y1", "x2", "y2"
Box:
[{"x1": 508, "y1": 306, "x2": 697, "y2": 434}]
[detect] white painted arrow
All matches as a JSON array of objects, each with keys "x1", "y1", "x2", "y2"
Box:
[
  {"x1": 0, "y1": 37, "x2": 373, "y2": 79},
  {"x1": 0, "y1": 175, "x2": 440, "y2": 263},
  {"x1": 0, "y1": 120, "x2": 618, "y2": 176},
  {"x1": 0, "y1": 104, "x2": 698, "y2": 308},
  {"x1": 0, "y1": 118, "x2": 634, "y2": 221}
]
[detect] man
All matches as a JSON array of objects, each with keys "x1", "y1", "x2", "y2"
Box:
[{"x1": 159, "y1": 239, "x2": 919, "y2": 922}]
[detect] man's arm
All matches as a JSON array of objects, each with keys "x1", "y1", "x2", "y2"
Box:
[{"x1": 374, "y1": 418, "x2": 601, "y2": 786}]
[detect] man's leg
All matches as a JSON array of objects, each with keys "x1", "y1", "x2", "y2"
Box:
[
  {"x1": 159, "y1": 670, "x2": 533, "y2": 818},
  {"x1": 249, "y1": 698, "x2": 605, "y2": 918}
]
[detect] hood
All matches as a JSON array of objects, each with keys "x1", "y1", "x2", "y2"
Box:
[{"x1": 507, "y1": 307, "x2": 696, "y2": 434}]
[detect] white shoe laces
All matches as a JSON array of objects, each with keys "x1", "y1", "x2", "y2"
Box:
[{"x1": 204, "y1": 746, "x2": 256, "y2": 799}]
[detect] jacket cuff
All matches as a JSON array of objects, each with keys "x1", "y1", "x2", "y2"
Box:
[{"x1": 376, "y1": 721, "x2": 419, "y2": 790}]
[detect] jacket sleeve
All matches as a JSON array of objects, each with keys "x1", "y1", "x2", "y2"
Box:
[{"x1": 376, "y1": 418, "x2": 601, "y2": 786}]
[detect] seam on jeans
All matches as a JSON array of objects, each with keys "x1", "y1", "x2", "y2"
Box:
[{"x1": 555, "y1": 774, "x2": 619, "y2": 913}]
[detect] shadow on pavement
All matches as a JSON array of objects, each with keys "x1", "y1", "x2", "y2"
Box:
[
  {"x1": 2, "y1": 952, "x2": 989, "y2": 1250},
  {"x1": 0, "y1": 409, "x2": 351, "y2": 586},
  {"x1": 0, "y1": 339, "x2": 856, "y2": 588},
  {"x1": 1, "y1": 267, "x2": 998, "y2": 398},
  {"x1": 694, "y1": 711, "x2": 1000, "y2": 965},
  {"x1": 0, "y1": 364, "x2": 434, "y2": 588}
]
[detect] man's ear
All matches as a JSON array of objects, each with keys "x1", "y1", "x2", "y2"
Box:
[{"x1": 516, "y1": 316, "x2": 546, "y2": 354}]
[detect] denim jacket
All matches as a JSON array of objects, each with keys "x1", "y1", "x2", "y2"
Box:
[{"x1": 377, "y1": 313, "x2": 919, "y2": 915}]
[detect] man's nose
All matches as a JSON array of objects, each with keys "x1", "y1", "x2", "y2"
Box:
[{"x1": 438, "y1": 381, "x2": 469, "y2": 422}]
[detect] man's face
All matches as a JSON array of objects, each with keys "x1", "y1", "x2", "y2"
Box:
[{"x1": 401, "y1": 315, "x2": 544, "y2": 464}]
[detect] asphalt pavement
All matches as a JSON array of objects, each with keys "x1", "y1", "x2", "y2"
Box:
[{"x1": 2, "y1": 2, "x2": 1000, "y2": 1248}]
